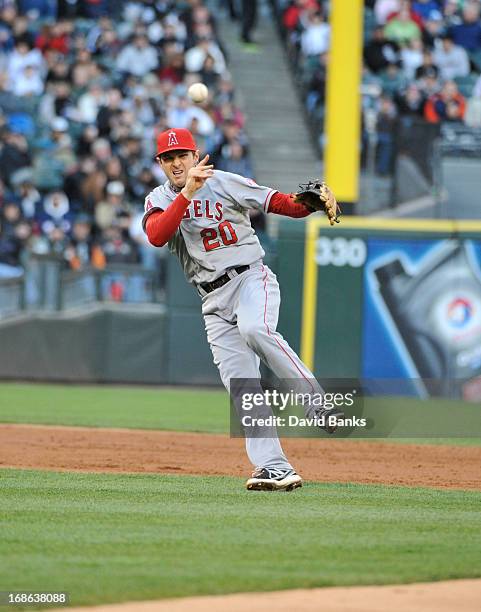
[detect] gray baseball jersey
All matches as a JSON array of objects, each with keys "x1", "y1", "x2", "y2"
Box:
[{"x1": 142, "y1": 170, "x2": 276, "y2": 285}]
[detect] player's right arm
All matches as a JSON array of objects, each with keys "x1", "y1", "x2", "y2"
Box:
[
  {"x1": 145, "y1": 194, "x2": 190, "y2": 247},
  {"x1": 145, "y1": 155, "x2": 213, "y2": 247}
]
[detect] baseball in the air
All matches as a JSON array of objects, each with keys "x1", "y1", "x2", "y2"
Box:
[{"x1": 188, "y1": 82, "x2": 209, "y2": 104}]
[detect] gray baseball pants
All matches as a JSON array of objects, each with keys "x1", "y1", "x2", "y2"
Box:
[{"x1": 202, "y1": 261, "x2": 320, "y2": 471}]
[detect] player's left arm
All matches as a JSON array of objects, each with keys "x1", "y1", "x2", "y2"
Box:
[
  {"x1": 266, "y1": 192, "x2": 313, "y2": 218},
  {"x1": 216, "y1": 171, "x2": 313, "y2": 217}
]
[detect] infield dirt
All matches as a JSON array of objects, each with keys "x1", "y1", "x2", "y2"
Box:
[
  {"x1": 1, "y1": 424, "x2": 480, "y2": 490},
  {"x1": 56, "y1": 579, "x2": 481, "y2": 612}
]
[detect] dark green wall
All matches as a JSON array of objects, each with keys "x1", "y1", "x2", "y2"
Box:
[{"x1": 0, "y1": 306, "x2": 168, "y2": 384}]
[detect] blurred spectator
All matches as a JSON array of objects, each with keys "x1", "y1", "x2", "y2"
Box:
[
  {"x1": 217, "y1": 140, "x2": 254, "y2": 177},
  {"x1": 96, "y1": 88, "x2": 123, "y2": 138},
  {"x1": 283, "y1": 0, "x2": 310, "y2": 31},
  {"x1": 6, "y1": 36, "x2": 44, "y2": 87},
  {"x1": 199, "y1": 54, "x2": 220, "y2": 89},
  {"x1": 71, "y1": 48, "x2": 99, "y2": 88},
  {"x1": 36, "y1": 190, "x2": 73, "y2": 234},
  {"x1": 11, "y1": 168, "x2": 41, "y2": 219},
  {"x1": 282, "y1": 0, "x2": 321, "y2": 32},
  {"x1": 124, "y1": 86, "x2": 156, "y2": 127},
  {"x1": 364, "y1": 26, "x2": 401, "y2": 73},
  {"x1": 0, "y1": 5, "x2": 16, "y2": 54},
  {"x1": 0, "y1": 132, "x2": 31, "y2": 188},
  {"x1": 0, "y1": 218, "x2": 23, "y2": 278},
  {"x1": 1, "y1": 199, "x2": 23, "y2": 238},
  {"x1": 379, "y1": 62, "x2": 408, "y2": 96},
  {"x1": 83, "y1": 0, "x2": 109, "y2": 19},
  {"x1": 376, "y1": 95, "x2": 398, "y2": 175},
  {"x1": 385, "y1": 0, "x2": 424, "y2": 28},
  {"x1": 424, "y1": 80, "x2": 466, "y2": 122},
  {"x1": 300, "y1": 10, "x2": 330, "y2": 56},
  {"x1": 95, "y1": 180, "x2": 127, "y2": 231},
  {"x1": 101, "y1": 225, "x2": 139, "y2": 264},
  {"x1": 167, "y1": 95, "x2": 215, "y2": 135},
  {"x1": 48, "y1": 117, "x2": 77, "y2": 171},
  {"x1": 418, "y1": 68, "x2": 441, "y2": 98},
  {"x1": 433, "y1": 33, "x2": 470, "y2": 81},
  {"x1": 400, "y1": 38, "x2": 424, "y2": 79},
  {"x1": 104, "y1": 156, "x2": 127, "y2": 185},
  {"x1": 38, "y1": 81, "x2": 72, "y2": 124},
  {"x1": 77, "y1": 82, "x2": 105, "y2": 124},
  {"x1": 375, "y1": 0, "x2": 401, "y2": 26},
  {"x1": 465, "y1": 76, "x2": 481, "y2": 127},
  {"x1": 213, "y1": 101, "x2": 245, "y2": 129},
  {"x1": 448, "y1": 1, "x2": 481, "y2": 52},
  {"x1": 90, "y1": 23, "x2": 122, "y2": 63},
  {"x1": 46, "y1": 225, "x2": 70, "y2": 260},
  {"x1": 91, "y1": 137, "x2": 112, "y2": 165},
  {"x1": 76, "y1": 124, "x2": 99, "y2": 156},
  {"x1": 78, "y1": 157, "x2": 106, "y2": 211},
  {"x1": 158, "y1": 52, "x2": 185, "y2": 84},
  {"x1": 411, "y1": 1, "x2": 443, "y2": 23},
  {"x1": 422, "y1": 10, "x2": 446, "y2": 47},
  {"x1": 306, "y1": 51, "x2": 328, "y2": 113},
  {"x1": 19, "y1": 0, "x2": 57, "y2": 20},
  {"x1": 36, "y1": 22, "x2": 70, "y2": 55},
  {"x1": 414, "y1": 48, "x2": 439, "y2": 79},
  {"x1": 129, "y1": 165, "x2": 157, "y2": 201},
  {"x1": 384, "y1": 5, "x2": 422, "y2": 45},
  {"x1": 473, "y1": 74, "x2": 481, "y2": 99},
  {"x1": 116, "y1": 34, "x2": 159, "y2": 77},
  {"x1": 395, "y1": 82, "x2": 426, "y2": 116},
  {"x1": 240, "y1": 0, "x2": 258, "y2": 44},
  {"x1": 443, "y1": 0, "x2": 462, "y2": 26},
  {"x1": 215, "y1": 77, "x2": 236, "y2": 105},
  {"x1": 184, "y1": 35, "x2": 226, "y2": 73},
  {"x1": 65, "y1": 214, "x2": 105, "y2": 271},
  {"x1": 11, "y1": 63, "x2": 44, "y2": 96}
]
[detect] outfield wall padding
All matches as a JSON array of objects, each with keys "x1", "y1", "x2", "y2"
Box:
[{"x1": 0, "y1": 307, "x2": 170, "y2": 384}]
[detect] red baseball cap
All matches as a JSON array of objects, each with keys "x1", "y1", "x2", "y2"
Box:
[{"x1": 155, "y1": 128, "x2": 197, "y2": 159}]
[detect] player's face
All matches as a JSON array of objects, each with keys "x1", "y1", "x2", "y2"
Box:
[{"x1": 159, "y1": 150, "x2": 200, "y2": 189}]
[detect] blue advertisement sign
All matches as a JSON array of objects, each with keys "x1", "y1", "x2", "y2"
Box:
[{"x1": 363, "y1": 238, "x2": 481, "y2": 399}]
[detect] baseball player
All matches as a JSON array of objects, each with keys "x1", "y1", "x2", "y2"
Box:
[{"x1": 143, "y1": 128, "x2": 343, "y2": 491}]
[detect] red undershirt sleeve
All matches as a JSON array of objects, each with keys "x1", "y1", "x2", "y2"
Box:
[
  {"x1": 145, "y1": 193, "x2": 191, "y2": 247},
  {"x1": 267, "y1": 191, "x2": 312, "y2": 218}
]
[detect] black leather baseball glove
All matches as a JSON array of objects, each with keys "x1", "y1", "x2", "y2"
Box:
[{"x1": 294, "y1": 179, "x2": 341, "y2": 226}]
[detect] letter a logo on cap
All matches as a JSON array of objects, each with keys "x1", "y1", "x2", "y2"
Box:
[
  {"x1": 168, "y1": 131, "x2": 179, "y2": 147},
  {"x1": 155, "y1": 128, "x2": 197, "y2": 158}
]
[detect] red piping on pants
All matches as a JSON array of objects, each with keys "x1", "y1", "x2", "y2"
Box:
[{"x1": 261, "y1": 265, "x2": 315, "y2": 393}]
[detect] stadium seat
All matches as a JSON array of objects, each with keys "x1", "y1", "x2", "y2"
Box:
[
  {"x1": 469, "y1": 49, "x2": 481, "y2": 73},
  {"x1": 454, "y1": 74, "x2": 479, "y2": 98},
  {"x1": 6, "y1": 113, "x2": 36, "y2": 138}
]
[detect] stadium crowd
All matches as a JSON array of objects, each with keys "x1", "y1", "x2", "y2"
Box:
[
  {"x1": 0, "y1": 0, "x2": 254, "y2": 290},
  {"x1": 275, "y1": 0, "x2": 481, "y2": 174}
]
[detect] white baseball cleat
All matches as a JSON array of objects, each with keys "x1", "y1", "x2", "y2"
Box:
[{"x1": 246, "y1": 467, "x2": 303, "y2": 491}]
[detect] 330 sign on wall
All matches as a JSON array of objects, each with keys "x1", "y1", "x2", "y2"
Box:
[{"x1": 315, "y1": 237, "x2": 367, "y2": 267}]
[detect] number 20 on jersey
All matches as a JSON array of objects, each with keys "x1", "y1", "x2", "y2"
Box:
[{"x1": 201, "y1": 221, "x2": 238, "y2": 251}]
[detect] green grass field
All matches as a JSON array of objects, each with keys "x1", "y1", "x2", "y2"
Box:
[
  {"x1": 2, "y1": 469, "x2": 481, "y2": 608},
  {"x1": 1, "y1": 382, "x2": 481, "y2": 609},
  {"x1": 0, "y1": 382, "x2": 479, "y2": 445},
  {"x1": 0, "y1": 383, "x2": 230, "y2": 433}
]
